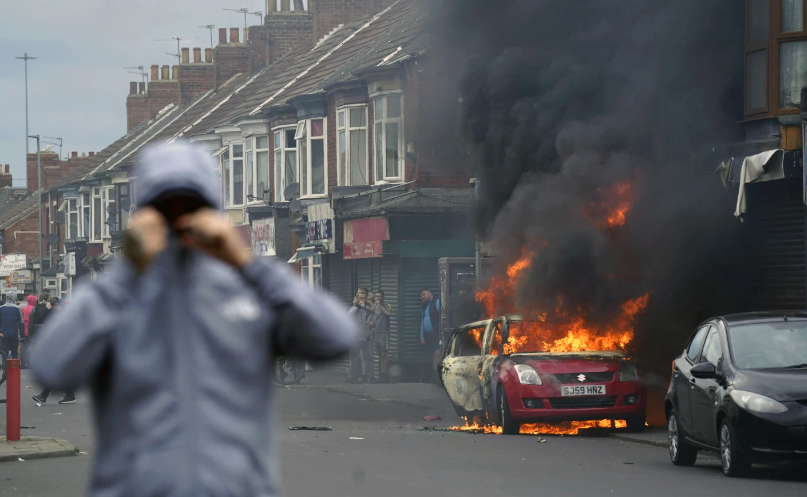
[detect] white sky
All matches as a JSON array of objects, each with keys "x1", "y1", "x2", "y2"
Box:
[{"x1": 0, "y1": 0, "x2": 271, "y2": 186}]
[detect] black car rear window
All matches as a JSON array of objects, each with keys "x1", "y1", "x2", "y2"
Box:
[{"x1": 728, "y1": 322, "x2": 807, "y2": 369}]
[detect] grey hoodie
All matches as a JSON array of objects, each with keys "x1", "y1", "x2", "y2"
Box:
[
  {"x1": 32, "y1": 142, "x2": 357, "y2": 497},
  {"x1": 0, "y1": 290, "x2": 24, "y2": 340}
]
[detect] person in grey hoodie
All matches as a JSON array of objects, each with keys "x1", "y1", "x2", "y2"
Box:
[
  {"x1": 31, "y1": 142, "x2": 357, "y2": 497},
  {"x1": 0, "y1": 290, "x2": 25, "y2": 385}
]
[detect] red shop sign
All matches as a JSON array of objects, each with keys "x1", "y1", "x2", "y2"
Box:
[{"x1": 343, "y1": 241, "x2": 383, "y2": 260}]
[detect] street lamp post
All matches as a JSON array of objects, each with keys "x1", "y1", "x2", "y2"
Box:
[
  {"x1": 15, "y1": 53, "x2": 36, "y2": 160},
  {"x1": 28, "y1": 135, "x2": 42, "y2": 295}
]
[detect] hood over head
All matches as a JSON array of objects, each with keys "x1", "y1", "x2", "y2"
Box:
[
  {"x1": 5, "y1": 290, "x2": 17, "y2": 305},
  {"x1": 135, "y1": 142, "x2": 220, "y2": 209},
  {"x1": 26, "y1": 295, "x2": 37, "y2": 306}
]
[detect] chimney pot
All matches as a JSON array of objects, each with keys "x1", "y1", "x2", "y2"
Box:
[
  {"x1": 161, "y1": 65, "x2": 169, "y2": 80},
  {"x1": 172, "y1": 65, "x2": 178, "y2": 80},
  {"x1": 71, "y1": 151, "x2": 78, "y2": 158},
  {"x1": 139, "y1": 82, "x2": 146, "y2": 94},
  {"x1": 129, "y1": 81, "x2": 137, "y2": 95},
  {"x1": 151, "y1": 64, "x2": 159, "y2": 81},
  {"x1": 89, "y1": 152, "x2": 95, "y2": 157},
  {"x1": 204, "y1": 48, "x2": 213, "y2": 63},
  {"x1": 193, "y1": 47, "x2": 202, "y2": 63},
  {"x1": 4, "y1": 165, "x2": 9, "y2": 174},
  {"x1": 230, "y1": 27, "x2": 239, "y2": 44},
  {"x1": 218, "y1": 28, "x2": 227, "y2": 45},
  {"x1": 181, "y1": 47, "x2": 190, "y2": 64}
]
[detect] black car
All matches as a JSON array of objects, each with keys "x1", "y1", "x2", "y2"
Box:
[{"x1": 665, "y1": 312, "x2": 807, "y2": 477}]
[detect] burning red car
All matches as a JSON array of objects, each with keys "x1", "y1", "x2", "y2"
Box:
[{"x1": 439, "y1": 315, "x2": 647, "y2": 434}]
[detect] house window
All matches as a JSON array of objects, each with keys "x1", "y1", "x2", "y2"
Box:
[
  {"x1": 102, "y1": 186, "x2": 116, "y2": 238},
  {"x1": 337, "y1": 106, "x2": 369, "y2": 186},
  {"x1": 80, "y1": 193, "x2": 90, "y2": 238},
  {"x1": 300, "y1": 252, "x2": 322, "y2": 288},
  {"x1": 232, "y1": 144, "x2": 245, "y2": 206},
  {"x1": 91, "y1": 187, "x2": 102, "y2": 242},
  {"x1": 296, "y1": 118, "x2": 327, "y2": 197},
  {"x1": 247, "y1": 135, "x2": 270, "y2": 202},
  {"x1": 67, "y1": 198, "x2": 78, "y2": 240},
  {"x1": 274, "y1": 127, "x2": 298, "y2": 202},
  {"x1": 220, "y1": 148, "x2": 231, "y2": 206},
  {"x1": 373, "y1": 94, "x2": 403, "y2": 183},
  {"x1": 115, "y1": 183, "x2": 131, "y2": 232},
  {"x1": 745, "y1": 0, "x2": 807, "y2": 115}
]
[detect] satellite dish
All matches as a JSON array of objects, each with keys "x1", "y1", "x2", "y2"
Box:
[
  {"x1": 45, "y1": 234, "x2": 59, "y2": 245},
  {"x1": 55, "y1": 212, "x2": 66, "y2": 224},
  {"x1": 283, "y1": 182, "x2": 300, "y2": 202}
]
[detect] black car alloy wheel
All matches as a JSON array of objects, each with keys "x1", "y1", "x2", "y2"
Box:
[
  {"x1": 497, "y1": 386, "x2": 520, "y2": 435},
  {"x1": 668, "y1": 409, "x2": 697, "y2": 466},
  {"x1": 720, "y1": 419, "x2": 751, "y2": 477}
]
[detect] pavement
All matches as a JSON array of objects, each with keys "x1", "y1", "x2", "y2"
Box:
[
  {"x1": 1, "y1": 367, "x2": 806, "y2": 496},
  {"x1": 0, "y1": 437, "x2": 78, "y2": 463}
]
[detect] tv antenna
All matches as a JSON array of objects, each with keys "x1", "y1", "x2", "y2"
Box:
[
  {"x1": 42, "y1": 136, "x2": 63, "y2": 159},
  {"x1": 252, "y1": 11, "x2": 263, "y2": 26},
  {"x1": 198, "y1": 25, "x2": 216, "y2": 49},
  {"x1": 124, "y1": 66, "x2": 148, "y2": 87},
  {"x1": 156, "y1": 36, "x2": 199, "y2": 65},
  {"x1": 224, "y1": 7, "x2": 250, "y2": 33}
]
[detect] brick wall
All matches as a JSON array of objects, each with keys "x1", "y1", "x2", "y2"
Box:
[
  {"x1": 0, "y1": 165, "x2": 11, "y2": 188},
  {"x1": 126, "y1": 78, "x2": 180, "y2": 133},
  {"x1": 311, "y1": 0, "x2": 375, "y2": 42},
  {"x1": 180, "y1": 63, "x2": 215, "y2": 105},
  {"x1": 265, "y1": 11, "x2": 315, "y2": 64},
  {"x1": 3, "y1": 211, "x2": 39, "y2": 258},
  {"x1": 215, "y1": 45, "x2": 251, "y2": 88},
  {"x1": 247, "y1": 26, "x2": 269, "y2": 71},
  {"x1": 27, "y1": 152, "x2": 89, "y2": 193},
  {"x1": 126, "y1": 94, "x2": 150, "y2": 132}
]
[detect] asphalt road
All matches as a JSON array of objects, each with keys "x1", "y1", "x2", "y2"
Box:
[{"x1": 2, "y1": 371, "x2": 806, "y2": 497}]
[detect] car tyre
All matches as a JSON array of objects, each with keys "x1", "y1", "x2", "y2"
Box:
[
  {"x1": 497, "y1": 385, "x2": 520, "y2": 435},
  {"x1": 626, "y1": 414, "x2": 646, "y2": 433},
  {"x1": 720, "y1": 419, "x2": 751, "y2": 478},
  {"x1": 668, "y1": 409, "x2": 697, "y2": 466}
]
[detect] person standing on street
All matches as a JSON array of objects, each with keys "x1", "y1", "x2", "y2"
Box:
[
  {"x1": 28, "y1": 291, "x2": 52, "y2": 340},
  {"x1": 419, "y1": 288, "x2": 441, "y2": 382},
  {"x1": 31, "y1": 142, "x2": 356, "y2": 497},
  {"x1": 0, "y1": 290, "x2": 25, "y2": 385},
  {"x1": 20, "y1": 294, "x2": 37, "y2": 367},
  {"x1": 347, "y1": 287, "x2": 374, "y2": 383},
  {"x1": 370, "y1": 290, "x2": 392, "y2": 383},
  {"x1": 32, "y1": 297, "x2": 75, "y2": 405}
]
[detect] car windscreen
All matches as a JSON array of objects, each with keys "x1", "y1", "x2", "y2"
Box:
[
  {"x1": 729, "y1": 322, "x2": 807, "y2": 369},
  {"x1": 505, "y1": 321, "x2": 548, "y2": 354}
]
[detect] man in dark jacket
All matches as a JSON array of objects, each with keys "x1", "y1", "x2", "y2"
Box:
[
  {"x1": 0, "y1": 290, "x2": 25, "y2": 385},
  {"x1": 419, "y1": 288, "x2": 441, "y2": 382},
  {"x1": 347, "y1": 287, "x2": 374, "y2": 383},
  {"x1": 32, "y1": 297, "x2": 76, "y2": 405},
  {"x1": 32, "y1": 143, "x2": 356, "y2": 497},
  {"x1": 28, "y1": 291, "x2": 51, "y2": 340}
]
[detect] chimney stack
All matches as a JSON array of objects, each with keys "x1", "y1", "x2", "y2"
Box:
[
  {"x1": 151, "y1": 65, "x2": 159, "y2": 81},
  {"x1": 172, "y1": 65, "x2": 179, "y2": 80},
  {"x1": 139, "y1": 82, "x2": 146, "y2": 94},
  {"x1": 219, "y1": 28, "x2": 227, "y2": 45},
  {"x1": 129, "y1": 82, "x2": 137, "y2": 95},
  {"x1": 181, "y1": 47, "x2": 190, "y2": 64},
  {"x1": 230, "y1": 27, "x2": 239, "y2": 44},
  {"x1": 204, "y1": 48, "x2": 212, "y2": 63},
  {"x1": 71, "y1": 151, "x2": 78, "y2": 158},
  {"x1": 193, "y1": 47, "x2": 202, "y2": 63},
  {"x1": 89, "y1": 152, "x2": 95, "y2": 157},
  {"x1": 161, "y1": 65, "x2": 169, "y2": 80}
]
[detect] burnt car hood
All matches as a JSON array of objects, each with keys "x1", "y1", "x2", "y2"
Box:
[
  {"x1": 733, "y1": 369, "x2": 807, "y2": 402},
  {"x1": 510, "y1": 351, "x2": 626, "y2": 374}
]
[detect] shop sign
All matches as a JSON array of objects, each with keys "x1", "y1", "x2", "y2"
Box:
[
  {"x1": 252, "y1": 218, "x2": 276, "y2": 257},
  {"x1": 0, "y1": 254, "x2": 27, "y2": 276},
  {"x1": 9, "y1": 270, "x2": 32, "y2": 284},
  {"x1": 306, "y1": 219, "x2": 332, "y2": 243},
  {"x1": 66, "y1": 252, "x2": 77, "y2": 276},
  {"x1": 343, "y1": 240, "x2": 383, "y2": 260}
]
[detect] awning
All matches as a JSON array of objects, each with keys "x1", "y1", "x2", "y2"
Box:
[{"x1": 287, "y1": 246, "x2": 316, "y2": 264}]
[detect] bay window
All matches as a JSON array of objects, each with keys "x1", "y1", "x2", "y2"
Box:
[
  {"x1": 296, "y1": 118, "x2": 327, "y2": 197},
  {"x1": 745, "y1": 0, "x2": 807, "y2": 115},
  {"x1": 81, "y1": 192, "x2": 90, "y2": 238},
  {"x1": 67, "y1": 198, "x2": 78, "y2": 240},
  {"x1": 221, "y1": 148, "x2": 231, "y2": 206},
  {"x1": 273, "y1": 127, "x2": 298, "y2": 202},
  {"x1": 246, "y1": 135, "x2": 270, "y2": 202},
  {"x1": 115, "y1": 183, "x2": 131, "y2": 232},
  {"x1": 219, "y1": 143, "x2": 248, "y2": 207},
  {"x1": 337, "y1": 106, "x2": 369, "y2": 186},
  {"x1": 91, "y1": 187, "x2": 102, "y2": 242},
  {"x1": 102, "y1": 186, "x2": 116, "y2": 238},
  {"x1": 233, "y1": 144, "x2": 244, "y2": 206},
  {"x1": 373, "y1": 94, "x2": 403, "y2": 183}
]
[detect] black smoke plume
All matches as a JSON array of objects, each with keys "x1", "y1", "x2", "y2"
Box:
[{"x1": 429, "y1": 0, "x2": 751, "y2": 373}]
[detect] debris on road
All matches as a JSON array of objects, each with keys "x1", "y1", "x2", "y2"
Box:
[
  {"x1": 289, "y1": 426, "x2": 333, "y2": 431},
  {"x1": 423, "y1": 415, "x2": 441, "y2": 421},
  {"x1": 537, "y1": 437, "x2": 547, "y2": 443},
  {"x1": 18, "y1": 458, "x2": 25, "y2": 462}
]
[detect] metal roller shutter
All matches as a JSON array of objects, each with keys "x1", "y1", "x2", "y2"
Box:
[
  {"x1": 399, "y1": 258, "x2": 439, "y2": 381},
  {"x1": 323, "y1": 255, "x2": 355, "y2": 377},
  {"x1": 746, "y1": 180, "x2": 806, "y2": 310}
]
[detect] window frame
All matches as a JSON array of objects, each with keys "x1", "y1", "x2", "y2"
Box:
[
  {"x1": 273, "y1": 126, "x2": 298, "y2": 202},
  {"x1": 102, "y1": 186, "x2": 116, "y2": 238},
  {"x1": 90, "y1": 187, "x2": 103, "y2": 242},
  {"x1": 114, "y1": 183, "x2": 131, "y2": 233},
  {"x1": 299, "y1": 252, "x2": 322, "y2": 288},
  {"x1": 246, "y1": 134, "x2": 270, "y2": 203},
  {"x1": 686, "y1": 325, "x2": 711, "y2": 364},
  {"x1": 745, "y1": 0, "x2": 807, "y2": 116},
  {"x1": 372, "y1": 92, "x2": 405, "y2": 184},
  {"x1": 66, "y1": 197, "x2": 79, "y2": 240},
  {"x1": 296, "y1": 118, "x2": 328, "y2": 198},
  {"x1": 336, "y1": 105, "x2": 370, "y2": 186}
]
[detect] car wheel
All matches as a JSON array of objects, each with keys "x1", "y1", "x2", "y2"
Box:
[
  {"x1": 497, "y1": 386, "x2": 520, "y2": 435},
  {"x1": 720, "y1": 419, "x2": 751, "y2": 477},
  {"x1": 668, "y1": 409, "x2": 697, "y2": 466},
  {"x1": 626, "y1": 414, "x2": 646, "y2": 433}
]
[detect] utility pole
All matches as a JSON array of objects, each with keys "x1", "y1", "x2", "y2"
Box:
[
  {"x1": 199, "y1": 25, "x2": 215, "y2": 49},
  {"x1": 15, "y1": 53, "x2": 36, "y2": 167},
  {"x1": 28, "y1": 135, "x2": 42, "y2": 294}
]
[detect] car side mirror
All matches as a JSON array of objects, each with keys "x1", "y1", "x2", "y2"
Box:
[{"x1": 690, "y1": 362, "x2": 718, "y2": 379}]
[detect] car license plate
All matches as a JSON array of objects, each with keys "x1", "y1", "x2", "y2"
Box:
[{"x1": 561, "y1": 385, "x2": 605, "y2": 396}]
